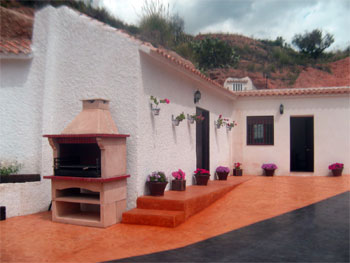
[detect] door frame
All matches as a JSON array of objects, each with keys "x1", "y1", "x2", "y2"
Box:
[
  {"x1": 196, "y1": 107, "x2": 210, "y2": 170},
  {"x1": 290, "y1": 116, "x2": 314, "y2": 172}
]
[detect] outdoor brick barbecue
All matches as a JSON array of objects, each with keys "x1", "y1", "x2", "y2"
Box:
[{"x1": 44, "y1": 99, "x2": 129, "y2": 227}]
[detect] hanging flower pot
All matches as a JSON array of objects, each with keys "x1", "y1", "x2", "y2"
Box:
[
  {"x1": 150, "y1": 96, "x2": 170, "y2": 116},
  {"x1": 172, "y1": 112, "x2": 185, "y2": 126},
  {"x1": 226, "y1": 121, "x2": 236, "y2": 131},
  {"x1": 172, "y1": 118, "x2": 180, "y2": 126},
  {"x1": 187, "y1": 114, "x2": 195, "y2": 124},
  {"x1": 151, "y1": 105, "x2": 160, "y2": 116}
]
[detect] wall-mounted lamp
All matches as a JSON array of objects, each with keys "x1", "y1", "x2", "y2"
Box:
[
  {"x1": 194, "y1": 90, "x2": 201, "y2": 104},
  {"x1": 279, "y1": 104, "x2": 284, "y2": 114}
]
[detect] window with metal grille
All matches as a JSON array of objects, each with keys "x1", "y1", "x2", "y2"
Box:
[{"x1": 247, "y1": 116, "x2": 274, "y2": 145}]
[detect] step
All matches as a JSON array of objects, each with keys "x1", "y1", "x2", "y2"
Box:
[
  {"x1": 137, "y1": 177, "x2": 251, "y2": 219},
  {"x1": 122, "y1": 176, "x2": 254, "y2": 227},
  {"x1": 122, "y1": 208, "x2": 185, "y2": 228}
]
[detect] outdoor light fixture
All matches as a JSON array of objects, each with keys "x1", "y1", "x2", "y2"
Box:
[
  {"x1": 194, "y1": 90, "x2": 201, "y2": 104},
  {"x1": 279, "y1": 104, "x2": 284, "y2": 114}
]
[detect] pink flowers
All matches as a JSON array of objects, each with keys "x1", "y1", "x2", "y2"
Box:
[
  {"x1": 172, "y1": 169, "x2": 186, "y2": 180},
  {"x1": 159, "y1": 98, "x2": 170, "y2": 104},
  {"x1": 150, "y1": 95, "x2": 170, "y2": 105},
  {"x1": 216, "y1": 166, "x2": 230, "y2": 173},
  {"x1": 261, "y1": 163, "x2": 278, "y2": 170},
  {"x1": 194, "y1": 168, "x2": 210, "y2": 175},
  {"x1": 328, "y1": 163, "x2": 344, "y2": 170}
]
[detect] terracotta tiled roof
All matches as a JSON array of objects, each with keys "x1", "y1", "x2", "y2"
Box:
[
  {"x1": 0, "y1": 38, "x2": 32, "y2": 55},
  {"x1": 151, "y1": 48, "x2": 223, "y2": 89},
  {"x1": 234, "y1": 87, "x2": 350, "y2": 97}
]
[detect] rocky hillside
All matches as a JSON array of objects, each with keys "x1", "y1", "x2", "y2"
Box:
[
  {"x1": 1, "y1": 3, "x2": 349, "y2": 89},
  {"x1": 197, "y1": 34, "x2": 349, "y2": 89}
]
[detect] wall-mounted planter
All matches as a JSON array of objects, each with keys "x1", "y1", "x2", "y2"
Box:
[
  {"x1": 150, "y1": 103, "x2": 160, "y2": 116},
  {"x1": 172, "y1": 115, "x2": 180, "y2": 126},
  {"x1": 214, "y1": 121, "x2": 222, "y2": 129},
  {"x1": 226, "y1": 125, "x2": 233, "y2": 131},
  {"x1": 0, "y1": 174, "x2": 41, "y2": 184},
  {"x1": 172, "y1": 113, "x2": 185, "y2": 126},
  {"x1": 187, "y1": 114, "x2": 195, "y2": 124}
]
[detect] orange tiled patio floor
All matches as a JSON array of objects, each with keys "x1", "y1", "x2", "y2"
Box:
[{"x1": 1, "y1": 175, "x2": 349, "y2": 263}]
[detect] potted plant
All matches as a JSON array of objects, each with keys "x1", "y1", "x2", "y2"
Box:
[
  {"x1": 147, "y1": 171, "x2": 168, "y2": 196},
  {"x1": 171, "y1": 169, "x2": 186, "y2": 191},
  {"x1": 216, "y1": 166, "x2": 230, "y2": 180},
  {"x1": 150, "y1": 95, "x2": 170, "y2": 115},
  {"x1": 226, "y1": 121, "x2": 237, "y2": 131},
  {"x1": 328, "y1": 163, "x2": 344, "y2": 176},
  {"x1": 172, "y1": 112, "x2": 185, "y2": 126},
  {"x1": 233, "y1": 162, "x2": 243, "y2": 176},
  {"x1": 194, "y1": 168, "x2": 210, "y2": 185},
  {"x1": 214, "y1": 115, "x2": 227, "y2": 129},
  {"x1": 187, "y1": 113, "x2": 205, "y2": 124},
  {"x1": 0, "y1": 160, "x2": 38, "y2": 184},
  {"x1": 261, "y1": 163, "x2": 277, "y2": 176}
]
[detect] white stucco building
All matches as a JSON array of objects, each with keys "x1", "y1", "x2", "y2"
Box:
[
  {"x1": 1, "y1": 6, "x2": 349, "y2": 218},
  {"x1": 224, "y1": 76, "x2": 256, "y2": 91}
]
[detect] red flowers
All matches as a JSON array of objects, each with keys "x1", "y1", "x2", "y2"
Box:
[
  {"x1": 328, "y1": 163, "x2": 344, "y2": 170},
  {"x1": 160, "y1": 98, "x2": 170, "y2": 104},
  {"x1": 234, "y1": 162, "x2": 241, "y2": 169},
  {"x1": 194, "y1": 168, "x2": 210, "y2": 175}
]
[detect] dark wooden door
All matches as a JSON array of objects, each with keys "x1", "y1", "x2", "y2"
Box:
[
  {"x1": 290, "y1": 117, "x2": 314, "y2": 172},
  {"x1": 196, "y1": 108, "x2": 210, "y2": 170}
]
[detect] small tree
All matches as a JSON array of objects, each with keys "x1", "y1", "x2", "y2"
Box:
[
  {"x1": 292, "y1": 29, "x2": 334, "y2": 59},
  {"x1": 191, "y1": 38, "x2": 239, "y2": 70}
]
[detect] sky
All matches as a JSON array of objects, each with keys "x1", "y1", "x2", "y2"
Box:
[{"x1": 99, "y1": 0, "x2": 350, "y2": 50}]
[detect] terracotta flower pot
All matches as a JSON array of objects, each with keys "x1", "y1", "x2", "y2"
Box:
[
  {"x1": 264, "y1": 169, "x2": 275, "y2": 176},
  {"x1": 171, "y1": 179, "x2": 186, "y2": 191},
  {"x1": 331, "y1": 168, "x2": 343, "y2": 177},
  {"x1": 216, "y1": 172, "x2": 229, "y2": 180},
  {"x1": 195, "y1": 174, "x2": 210, "y2": 185},
  {"x1": 148, "y1": 181, "x2": 168, "y2": 196},
  {"x1": 233, "y1": 169, "x2": 243, "y2": 176}
]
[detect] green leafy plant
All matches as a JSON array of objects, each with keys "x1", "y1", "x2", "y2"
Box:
[
  {"x1": 175, "y1": 112, "x2": 186, "y2": 122},
  {"x1": 189, "y1": 113, "x2": 205, "y2": 123},
  {"x1": 147, "y1": 171, "x2": 167, "y2": 182},
  {"x1": 191, "y1": 37, "x2": 239, "y2": 70},
  {"x1": 0, "y1": 160, "x2": 23, "y2": 176},
  {"x1": 292, "y1": 29, "x2": 334, "y2": 59}
]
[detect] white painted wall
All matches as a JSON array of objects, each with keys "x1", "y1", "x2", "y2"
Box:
[
  {"x1": 232, "y1": 95, "x2": 350, "y2": 176},
  {"x1": 137, "y1": 52, "x2": 234, "y2": 195},
  {"x1": 0, "y1": 6, "x2": 143, "y2": 217}
]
